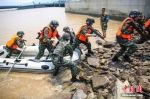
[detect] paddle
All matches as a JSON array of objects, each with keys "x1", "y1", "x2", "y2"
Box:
[{"x1": 4, "y1": 47, "x2": 26, "y2": 79}]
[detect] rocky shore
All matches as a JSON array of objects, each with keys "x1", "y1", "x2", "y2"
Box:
[{"x1": 46, "y1": 40, "x2": 150, "y2": 99}]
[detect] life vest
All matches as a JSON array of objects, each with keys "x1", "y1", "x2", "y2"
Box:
[
  {"x1": 145, "y1": 19, "x2": 150, "y2": 29},
  {"x1": 39, "y1": 25, "x2": 58, "y2": 43},
  {"x1": 76, "y1": 24, "x2": 92, "y2": 42},
  {"x1": 6, "y1": 34, "x2": 19, "y2": 50},
  {"x1": 116, "y1": 17, "x2": 134, "y2": 40}
]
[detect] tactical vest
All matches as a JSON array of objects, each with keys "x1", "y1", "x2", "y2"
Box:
[
  {"x1": 6, "y1": 34, "x2": 19, "y2": 49},
  {"x1": 116, "y1": 17, "x2": 134, "y2": 40},
  {"x1": 76, "y1": 24, "x2": 92, "y2": 42},
  {"x1": 53, "y1": 40, "x2": 69, "y2": 57},
  {"x1": 39, "y1": 25, "x2": 58, "y2": 43}
]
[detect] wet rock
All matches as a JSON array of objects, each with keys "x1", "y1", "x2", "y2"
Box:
[
  {"x1": 72, "y1": 89, "x2": 87, "y2": 99},
  {"x1": 100, "y1": 66, "x2": 109, "y2": 70},
  {"x1": 97, "y1": 94, "x2": 105, "y2": 99},
  {"x1": 98, "y1": 90, "x2": 108, "y2": 98},
  {"x1": 62, "y1": 81, "x2": 73, "y2": 90},
  {"x1": 136, "y1": 69, "x2": 143, "y2": 76},
  {"x1": 79, "y1": 71, "x2": 87, "y2": 81},
  {"x1": 59, "y1": 92, "x2": 72, "y2": 99},
  {"x1": 87, "y1": 92, "x2": 96, "y2": 99},
  {"x1": 128, "y1": 77, "x2": 135, "y2": 83},
  {"x1": 72, "y1": 83, "x2": 88, "y2": 94},
  {"x1": 92, "y1": 75, "x2": 109, "y2": 91},
  {"x1": 103, "y1": 54, "x2": 111, "y2": 58},
  {"x1": 96, "y1": 40, "x2": 103, "y2": 45},
  {"x1": 102, "y1": 41, "x2": 116, "y2": 48},
  {"x1": 100, "y1": 59, "x2": 107, "y2": 65},
  {"x1": 87, "y1": 57, "x2": 99, "y2": 67},
  {"x1": 120, "y1": 72, "x2": 130, "y2": 80}
]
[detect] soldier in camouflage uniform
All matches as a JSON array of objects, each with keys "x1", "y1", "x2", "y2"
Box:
[
  {"x1": 135, "y1": 16, "x2": 150, "y2": 44},
  {"x1": 35, "y1": 20, "x2": 61, "y2": 59},
  {"x1": 5, "y1": 31, "x2": 25, "y2": 58},
  {"x1": 52, "y1": 33, "x2": 79, "y2": 82},
  {"x1": 112, "y1": 9, "x2": 141, "y2": 63},
  {"x1": 63, "y1": 26, "x2": 75, "y2": 45},
  {"x1": 72, "y1": 17, "x2": 97, "y2": 55},
  {"x1": 100, "y1": 8, "x2": 109, "y2": 38}
]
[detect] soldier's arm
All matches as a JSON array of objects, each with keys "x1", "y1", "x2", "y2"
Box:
[
  {"x1": 121, "y1": 20, "x2": 134, "y2": 34},
  {"x1": 56, "y1": 32, "x2": 61, "y2": 40},
  {"x1": 44, "y1": 28, "x2": 54, "y2": 44},
  {"x1": 105, "y1": 14, "x2": 109, "y2": 23},
  {"x1": 82, "y1": 26, "x2": 96, "y2": 37},
  {"x1": 15, "y1": 38, "x2": 24, "y2": 48},
  {"x1": 66, "y1": 44, "x2": 73, "y2": 57}
]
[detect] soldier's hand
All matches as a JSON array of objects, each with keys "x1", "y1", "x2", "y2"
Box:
[{"x1": 49, "y1": 40, "x2": 54, "y2": 44}]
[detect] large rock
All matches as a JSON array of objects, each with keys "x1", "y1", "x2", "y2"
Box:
[
  {"x1": 102, "y1": 41, "x2": 116, "y2": 48},
  {"x1": 92, "y1": 75, "x2": 109, "y2": 91},
  {"x1": 87, "y1": 57, "x2": 100, "y2": 67},
  {"x1": 72, "y1": 89, "x2": 87, "y2": 99}
]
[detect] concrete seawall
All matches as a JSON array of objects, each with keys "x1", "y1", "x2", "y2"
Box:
[{"x1": 65, "y1": 0, "x2": 150, "y2": 20}]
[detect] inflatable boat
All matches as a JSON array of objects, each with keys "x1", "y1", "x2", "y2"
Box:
[{"x1": 0, "y1": 45, "x2": 81, "y2": 73}]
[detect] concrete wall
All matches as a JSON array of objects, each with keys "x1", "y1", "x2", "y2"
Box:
[{"x1": 65, "y1": 0, "x2": 150, "y2": 20}]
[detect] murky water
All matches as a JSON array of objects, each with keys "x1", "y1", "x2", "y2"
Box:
[{"x1": 0, "y1": 7, "x2": 121, "y2": 99}]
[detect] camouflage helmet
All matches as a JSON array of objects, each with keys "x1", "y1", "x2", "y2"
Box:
[
  {"x1": 50, "y1": 20, "x2": 59, "y2": 27},
  {"x1": 17, "y1": 31, "x2": 24, "y2": 37},
  {"x1": 86, "y1": 17, "x2": 95, "y2": 25},
  {"x1": 62, "y1": 33, "x2": 70, "y2": 40},
  {"x1": 63, "y1": 26, "x2": 70, "y2": 32},
  {"x1": 129, "y1": 9, "x2": 140, "y2": 18}
]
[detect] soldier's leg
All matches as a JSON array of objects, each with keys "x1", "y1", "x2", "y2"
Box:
[
  {"x1": 5, "y1": 47, "x2": 13, "y2": 58},
  {"x1": 63, "y1": 59, "x2": 79, "y2": 82},
  {"x1": 123, "y1": 41, "x2": 137, "y2": 62},
  {"x1": 52, "y1": 56, "x2": 60, "y2": 76},
  {"x1": 72, "y1": 37, "x2": 81, "y2": 51},
  {"x1": 112, "y1": 44, "x2": 127, "y2": 62},
  {"x1": 35, "y1": 44, "x2": 46, "y2": 59},
  {"x1": 13, "y1": 49, "x2": 22, "y2": 59},
  {"x1": 102, "y1": 26, "x2": 107, "y2": 38},
  {"x1": 83, "y1": 40, "x2": 94, "y2": 55}
]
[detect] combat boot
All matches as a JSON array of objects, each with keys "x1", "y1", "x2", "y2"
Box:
[
  {"x1": 123, "y1": 55, "x2": 133, "y2": 63},
  {"x1": 112, "y1": 56, "x2": 120, "y2": 62},
  {"x1": 88, "y1": 50, "x2": 94, "y2": 55},
  {"x1": 53, "y1": 68, "x2": 59, "y2": 76},
  {"x1": 70, "y1": 76, "x2": 80, "y2": 82}
]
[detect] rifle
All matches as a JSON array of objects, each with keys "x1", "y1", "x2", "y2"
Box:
[
  {"x1": 88, "y1": 26, "x2": 107, "y2": 42},
  {"x1": 131, "y1": 21, "x2": 148, "y2": 40}
]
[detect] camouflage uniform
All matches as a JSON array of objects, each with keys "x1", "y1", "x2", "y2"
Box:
[
  {"x1": 135, "y1": 19, "x2": 150, "y2": 44},
  {"x1": 52, "y1": 39, "x2": 78, "y2": 78},
  {"x1": 72, "y1": 25, "x2": 92, "y2": 51},
  {"x1": 69, "y1": 31, "x2": 75, "y2": 45},
  {"x1": 100, "y1": 12, "x2": 109, "y2": 32},
  {"x1": 35, "y1": 28, "x2": 60, "y2": 59},
  {"x1": 6, "y1": 33, "x2": 24, "y2": 58},
  {"x1": 113, "y1": 19, "x2": 138, "y2": 62}
]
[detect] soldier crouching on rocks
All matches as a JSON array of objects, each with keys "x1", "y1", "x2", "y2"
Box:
[
  {"x1": 52, "y1": 33, "x2": 79, "y2": 82},
  {"x1": 112, "y1": 9, "x2": 141, "y2": 63}
]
